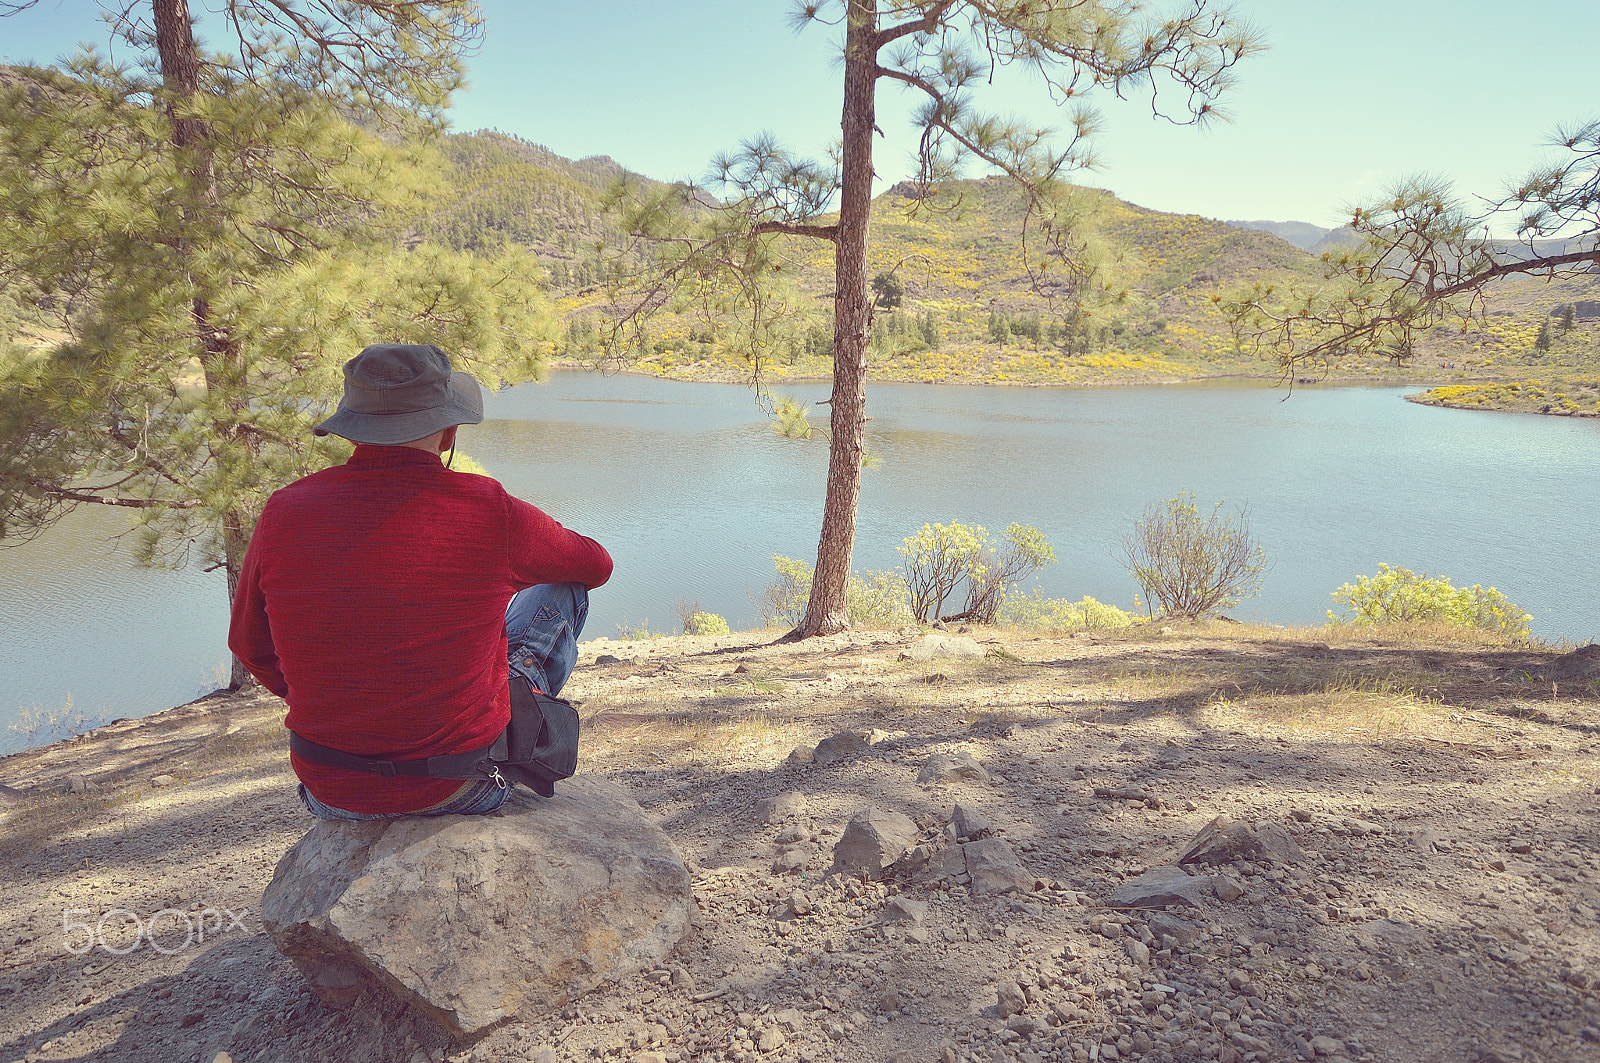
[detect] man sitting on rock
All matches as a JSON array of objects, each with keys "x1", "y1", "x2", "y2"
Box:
[{"x1": 228, "y1": 343, "x2": 612, "y2": 820}]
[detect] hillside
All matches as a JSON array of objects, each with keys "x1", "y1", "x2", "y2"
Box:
[
  {"x1": 1225, "y1": 219, "x2": 1333, "y2": 251},
  {"x1": 419, "y1": 133, "x2": 1599, "y2": 389},
  {"x1": 1, "y1": 622, "x2": 1597, "y2": 1063}
]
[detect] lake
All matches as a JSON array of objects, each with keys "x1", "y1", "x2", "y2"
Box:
[{"x1": 3, "y1": 372, "x2": 1596, "y2": 751}]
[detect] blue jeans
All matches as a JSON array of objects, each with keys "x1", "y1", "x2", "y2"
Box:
[{"x1": 299, "y1": 582, "x2": 590, "y2": 821}]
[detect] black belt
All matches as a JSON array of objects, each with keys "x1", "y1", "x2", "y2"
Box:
[{"x1": 288, "y1": 731, "x2": 503, "y2": 780}]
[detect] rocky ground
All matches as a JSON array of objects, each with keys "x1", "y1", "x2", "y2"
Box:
[{"x1": 2, "y1": 623, "x2": 1598, "y2": 1063}]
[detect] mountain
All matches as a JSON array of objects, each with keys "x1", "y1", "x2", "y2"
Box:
[
  {"x1": 419, "y1": 133, "x2": 1597, "y2": 385},
  {"x1": 1225, "y1": 219, "x2": 1334, "y2": 251}
]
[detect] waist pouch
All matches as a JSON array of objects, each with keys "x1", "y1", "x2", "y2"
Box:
[{"x1": 288, "y1": 678, "x2": 580, "y2": 799}]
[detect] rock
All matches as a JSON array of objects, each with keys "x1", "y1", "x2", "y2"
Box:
[
  {"x1": 531, "y1": 1048, "x2": 558, "y2": 1063},
  {"x1": 757, "y1": 1028, "x2": 786, "y2": 1052},
  {"x1": 963, "y1": 837, "x2": 1034, "y2": 895},
  {"x1": 671, "y1": 966, "x2": 695, "y2": 991},
  {"x1": 911, "y1": 844, "x2": 968, "y2": 884},
  {"x1": 950, "y1": 803, "x2": 992, "y2": 839},
  {"x1": 594, "y1": 654, "x2": 622, "y2": 665},
  {"x1": 1179, "y1": 815, "x2": 1306, "y2": 867},
  {"x1": 1148, "y1": 913, "x2": 1200, "y2": 944},
  {"x1": 755, "y1": 791, "x2": 808, "y2": 824},
  {"x1": 829, "y1": 808, "x2": 919, "y2": 878},
  {"x1": 211, "y1": 1054, "x2": 233, "y2": 1063},
  {"x1": 150, "y1": 774, "x2": 176, "y2": 788},
  {"x1": 772, "y1": 850, "x2": 809, "y2": 875},
  {"x1": 1124, "y1": 938, "x2": 1151, "y2": 966},
  {"x1": 67, "y1": 774, "x2": 89, "y2": 794},
  {"x1": 917, "y1": 750, "x2": 990, "y2": 784},
  {"x1": 1310, "y1": 1035, "x2": 1346, "y2": 1057},
  {"x1": 995, "y1": 981, "x2": 1027, "y2": 1018},
  {"x1": 1106, "y1": 865, "x2": 1209, "y2": 908},
  {"x1": 775, "y1": 823, "x2": 807, "y2": 845},
  {"x1": 786, "y1": 745, "x2": 814, "y2": 766},
  {"x1": 813, "y1": 731, "x2": 869, "y2": 766},
  {"x1": 261, "y1": 778, "x2": 692, "y2": 1037},
  {"x1": 908, "y1": 635, "x2": 986, "y2": 661},
  {"x1": 882, "y1": 897, "x2": 929, "y2": 924},
  {"x1": 1542, "y1": 643, "x2": 1600, "y2": 682},
  {"x1": 1367, "y1": 918, "x2": 1424, "y2": 950},
  {"x1": 1211, "y1": 872, "x2": 1245, "y2": 903}
]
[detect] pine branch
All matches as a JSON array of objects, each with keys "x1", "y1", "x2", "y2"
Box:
[
  {"x1": 26, "y1": 481, "x2": 200, "y2": 509},
  {"x1": 1426, "y1": 249, "x2": 1600, "y2": 299},
  {"x1": 872, "y1": 1, "x2": 954, "y2": 48},
  {"x1": 750, "y1": 219, "x2": 840, "y2": 241}
]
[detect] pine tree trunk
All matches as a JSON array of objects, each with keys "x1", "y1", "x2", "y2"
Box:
[
  {"x1": 795, "y1": 0, "x2": 876, "y2": 639},
  {"x1": 152, "y1": 0, "x2": 257, "y2": 690}
]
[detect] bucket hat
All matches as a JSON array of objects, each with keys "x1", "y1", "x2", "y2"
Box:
[{"x1": 313, "y1": 343, "x2": 483, "y2": 444}]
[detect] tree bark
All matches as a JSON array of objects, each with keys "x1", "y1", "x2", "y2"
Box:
[
  {"x1": 794, "y1": 0, "x2": 876, "y2": 639},
  {"x1": 151, "y1": 0, "x2": 257, "y2": 689}
]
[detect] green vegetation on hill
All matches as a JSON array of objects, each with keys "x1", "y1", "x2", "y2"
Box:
[{"x1": 412, "y1": 137, "x2": 1600, "y2": 389}]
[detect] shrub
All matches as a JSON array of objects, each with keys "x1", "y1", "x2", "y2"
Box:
[
  {"x1": 998, "y1": 591, "x2": 1135, "y2": 632},
  {"x1": 899, "y1": 521, "x2": 1056, "y2": 623},
  {"x1": 758, "y1": 556, "x2": 912, "y2": 629},
  {"x1": 685, "y1": 611, "x2": 730, "y2": 636},
  {"x1": 1115, "y1": 492, "x2": 1267, "y2": 619},
  {"x1": 1328, "y1": 564, "x2": 1530, "y2": 639}
]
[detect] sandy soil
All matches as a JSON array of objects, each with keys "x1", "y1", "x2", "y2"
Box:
[{"x1": 1, "y1": 622, "x2": 1597, "y2": 1063}]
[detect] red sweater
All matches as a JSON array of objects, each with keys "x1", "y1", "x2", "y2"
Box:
[{"x1": 228, "y1": 445, "x2": 612, "y2": 813}]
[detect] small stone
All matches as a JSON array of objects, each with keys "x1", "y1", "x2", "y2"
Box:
[
  {"x1": 995, "y1": 981, "x2": 1026, "y2": 1018},
  {"x1": 756, "y1": 791, "x2": 808, "y2": 823},
  {"x1": 671, "y1": 966, "x2": 695, "y2": 991},
  {"x1": 594, "y1": 654, "x2": 622, "y2": 665},
  {"x1": 1211, "y1": 872, "x2": 1245, "y2": 903},
  {"x1": 67, "y1": 775, "x2": 88, "y2": 794},
  {"x1": 882, "y1": 896, "x2": 929, "y2": 924},
  {"x1": 963, "y1": 837, "x2": 1034, "y2": 895},
  {"x1": 1180, "y1": 814, "x2": 1306, "y2": 867},
  {"x1": 1106, "y1": 865, "x2": 1209, "y2": 908},
  {"x1": 772, "y1": 850, "x2": 809, "y2": 875},
  {"x1": 1310, "y1": 1035, "x2": 1346, "y2": 1057},
  {"x1": 211, "y1": 1054, "x2": 234, "y2": 1063},
  {"x1": 908, "y1": 634, "x2": 985, "y2": 661},
  {"x1": 150, "y1": 774, "x2": 177, "y2": 788},
  {"x1": 951, "y1": 803, "x2": 992, "y2": 839},
  {"x1": 829, "y1": 808, "x2": 918, "y2": 878},
  {"x1": 786, "y1": 745, "x2": 814, "y2": 766},
  {"x1": 756, "y1": 1028, "x2": 786, "y2": 1052},
  {"x1": 918, "y1": 750, "x2": 991, "y2": 784},
  {"x1": 1124, "y1": 938, "x2": 1151, "y2": 966},
  {"x1": 1148, "y1": 912, "x2": 1200, "y2": 944},
  {"x1": 813, "y1": 732, "x2": 869, "y2": 766}
]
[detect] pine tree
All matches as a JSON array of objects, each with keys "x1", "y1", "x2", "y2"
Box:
[
  {"x1": 608, "y1": 0, "x2": 1258, "y2": 637},
  {"x1": 0, "y1": 1, "x2": 548, "y2": 687}
]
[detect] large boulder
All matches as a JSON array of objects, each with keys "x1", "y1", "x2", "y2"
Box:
[{"x1": 261, "y1": 777, "x2": 691, "y2": 1039}]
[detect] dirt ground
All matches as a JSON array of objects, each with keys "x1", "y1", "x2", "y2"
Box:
[{"x1": 1, "y1": 622, "x2": 1597, "y2": 1063}]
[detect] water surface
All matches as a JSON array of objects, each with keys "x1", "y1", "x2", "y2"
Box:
[{"x1": 3, "y1": 373, "x2": 1595, "y2": 751}]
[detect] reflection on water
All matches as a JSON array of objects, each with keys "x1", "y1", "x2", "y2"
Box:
[{"x1": 3, "y1": 372, "x2": 1597, "y2": 750}]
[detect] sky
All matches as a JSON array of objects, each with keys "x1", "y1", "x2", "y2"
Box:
[{"x1": 3, "y1": 1, "x2": 1596, "y2": 229}]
